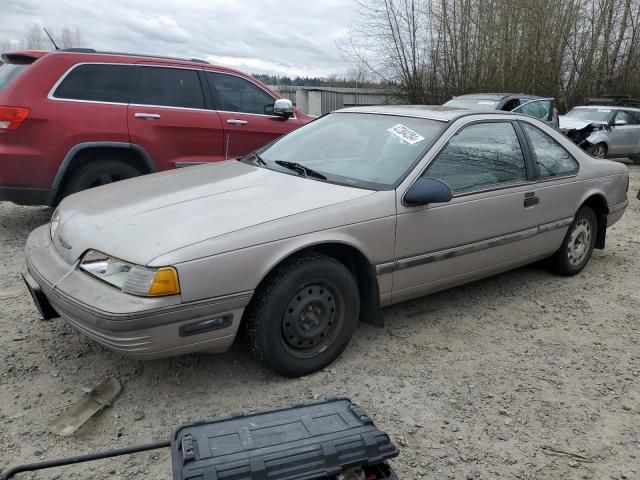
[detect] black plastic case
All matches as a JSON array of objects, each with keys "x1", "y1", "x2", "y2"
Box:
[{"x1": 170, "y1": 397, "x2": 399, "y2": 479}]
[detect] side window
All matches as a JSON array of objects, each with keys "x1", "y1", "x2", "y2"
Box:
[
  {"x1": 613, "y1": 110, "x2": 629, "y2": 124},
  {"x1": 521, "y1": 122, "x2": 578, "y2": 178},
  {"x1": 53, "y1": 64, "x2": 132, "y2": 103},
  {"x1": 425, "y1": 122, "x2": 526, "y2": 193},
  {"x1": 514, "y1": 100, "x2": 551, "y2": 120},
  {"x1": 207, "y1": 72, "x2": 276, "y2": 115},
  {"x1": 132, "y1": 67, "x2": 204, "y2": 109},
  {"x1": 625, "y1": 111, "x2": 639, "y2": 125}
]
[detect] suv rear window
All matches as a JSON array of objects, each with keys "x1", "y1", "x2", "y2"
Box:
[
  {"x1": 0, "y1": 63, "x2": 29, "y2": 91},
  {"x1": 53, "y1": 64, "x2": 132, "y2": 103}
]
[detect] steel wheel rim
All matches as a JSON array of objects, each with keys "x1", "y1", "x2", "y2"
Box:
[
  {"x1": 280, "y1": 283, "x2": 339, "y2": 359},
  {"x1": 567, "y1": 219, "x2": 592, "y2": 265}
]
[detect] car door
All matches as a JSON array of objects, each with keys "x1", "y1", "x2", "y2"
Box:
[
  {"x1": 606, "y1": 110, "x2": 635, "y2": 157},
  {"x1": 512, "y1": 98, "x2": 555, "y2": 127},
  {"x1": 128, "y1": 64, "x2": 226, "y2": 170},
  {"x1": 205, "y1": 71, "x2": 303, "y2": 159},
  {"x1": 628, "y1": 111, "x2": 640, "y2": 155},
  {"x1": 392, "y1": 120, "x2": 542, "y2": 303}
]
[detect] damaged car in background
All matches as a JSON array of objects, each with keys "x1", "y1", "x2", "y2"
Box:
[
  {"x1": 559, "y1": 104, "x2": 640, "y2": 163},
  {"x1": 23, "y1": 106, "x2": 629, "y2": 377}
]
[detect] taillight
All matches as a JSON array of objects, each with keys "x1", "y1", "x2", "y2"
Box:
[{"x1": 0, "y1": 106, "x2": 30, "y2": 131}]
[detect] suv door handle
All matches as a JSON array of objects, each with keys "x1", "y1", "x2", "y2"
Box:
[
  {"x1": 134, "y1": 113, "x2": 161, "y2": 119},
  {"x1": 227, "y1": 119, "x2": 248, "y2": 125},
  {"x1": 524, "y1": 192, "x2": 539, "y2": 207}
]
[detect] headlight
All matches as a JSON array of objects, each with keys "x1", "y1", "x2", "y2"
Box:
[
  {"x1": 79, "y1": 250, "x2": 180, "y2": 297},
  {"x1": 50, "y1": 208, "x2": 60, "y2": 240}
]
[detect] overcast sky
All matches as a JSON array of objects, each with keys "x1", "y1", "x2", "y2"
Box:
[{"x1": 0, "y1": 0, "x2": 355, "y2": 77}]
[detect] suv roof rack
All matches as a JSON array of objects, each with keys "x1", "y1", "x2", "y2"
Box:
[
  {"x1": 57, "y1": 48, "x2": 210, "y2": 65},
  {"x1": 583, "y1": 95, "x2": 640, "y2": 109}
]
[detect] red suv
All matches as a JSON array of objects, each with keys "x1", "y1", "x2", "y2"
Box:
[{"x1": 0, "y1": 48, "x2": 312, "y2": 206}]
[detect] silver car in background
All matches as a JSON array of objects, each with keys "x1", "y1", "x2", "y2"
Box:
[
  {"x1": 443, "y1": 93, "x2": 558, "y2": 128},
  {"x1": 559, "y1": 106, "x2": 640, "y2": 163},
  {"x1": 23, "y1": 106, "x2": 629, "y2": 377}
]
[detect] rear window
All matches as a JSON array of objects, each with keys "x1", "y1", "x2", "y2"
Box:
[
  {"x1": 53, "y1": 64, "x2": 132, "y2": 103},
  {"x1": 0, "y1": 63, "x2": 29, "y2": 91},
  {"x1": 131, "y1": 66, "x2": 205, "y2": 109}
]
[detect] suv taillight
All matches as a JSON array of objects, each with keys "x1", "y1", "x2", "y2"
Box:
[{"x1": 0, "y1": 106, "x2": 30, "y2": 131}]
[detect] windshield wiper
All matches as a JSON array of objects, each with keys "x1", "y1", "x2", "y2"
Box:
[
  {"x1": 244, "y1": 151, "x2": 267, "y2": 166},
  {"x1": 275, "y1": 160, "x2": 327, "y2": 180}
]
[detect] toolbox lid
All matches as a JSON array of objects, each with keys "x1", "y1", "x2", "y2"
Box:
[{"x1": 170, "y1": 397, "x2": 398, "y2": 480}]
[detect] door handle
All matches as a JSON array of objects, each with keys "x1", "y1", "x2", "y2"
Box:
[
  {"x1": 134, "y1": 113, "x2": 161, "y2": 119},
  {"x1": 524, "y1": 192, "x2": 539, "y2": 207},
  {"x1": 227, "y1": 119, "x2": 248, "y2": 125}
]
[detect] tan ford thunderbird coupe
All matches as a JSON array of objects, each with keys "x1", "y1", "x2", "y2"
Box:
[{"x1": 23, "y1": 106, "x2": 629, "y2": 376}]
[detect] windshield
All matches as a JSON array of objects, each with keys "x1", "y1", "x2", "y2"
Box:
[
  {"x1": 565, "y1": 107, "x2": 612, "y2": 122},
  {"x1": 0, "y1": 63, "x2": 29, "y2": 91},
  {"x1": 443, "y1": 98, "x2": 500, "y2": 110},
  {"x1": 255, "y1": 113, "x2": 446, "y2": 189}
]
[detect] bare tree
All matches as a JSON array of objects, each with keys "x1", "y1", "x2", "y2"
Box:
[
  {"x1": 59, "y1": 27, "x2": 85, "y2": 49},
  {"x1": 345, "y1": 0, "x2": 640, "y2": 109},
  {"x1": 22, "y1": 24, "x2": 46, "y2": 50}
]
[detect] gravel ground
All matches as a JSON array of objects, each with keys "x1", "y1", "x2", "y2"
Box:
[{"x1": 1, "y1": 165, "x2": 639, "y2": 480}]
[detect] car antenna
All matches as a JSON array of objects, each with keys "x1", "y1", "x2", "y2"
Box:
[{"x1": 42, "y1": 27, "x2": 60, "y2": 50}]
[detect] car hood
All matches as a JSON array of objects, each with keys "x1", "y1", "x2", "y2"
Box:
[
  {"x1": 53, "y1": 161, "x2": 374, "y2": 266},
  {"x1": 559, "y1": 116, "x2": 606, "y2": 131}
]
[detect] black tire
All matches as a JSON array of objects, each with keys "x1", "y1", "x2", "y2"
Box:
[
  {"x1": 631, "y1": 154, "x2": 640, "y2": 165},
  {"x1": 588, "y1": 143, "x2": 607, "y2": 159},
  {"x1": 245, "y1": 252, "x2": 360, "y2": 377},
  {"x1": 550, "y1": 206, "x2": 598, "y2": 276},
  {"x1": 62, "y1": 160, "x2": 142, "y2": 197}
]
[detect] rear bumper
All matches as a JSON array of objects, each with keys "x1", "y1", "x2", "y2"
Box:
[
  {"x1": 0, "y1": 186, "x2": 51, "y2": 206},
  {"x1": 607, "y1": 199, "x2": 628, "y2": 227},
  {"x1": 24, "y1": 225, "x2": 251, "y2": 359}
]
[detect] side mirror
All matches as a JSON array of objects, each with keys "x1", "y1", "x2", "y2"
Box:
[
  {"x1": 404, "y1": 177, "x2": 453, "y2": 206},
  {"x1": 273, "y1": 98, "x2": 294, "y2": 118}
]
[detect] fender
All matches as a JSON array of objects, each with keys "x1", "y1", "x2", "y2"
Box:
[
  {"x1": 46, "y1": 142, "x2": 157, "y2": 205},
  {"x1": 251, "y1": 237, "x2": 385, "y2": 328}
]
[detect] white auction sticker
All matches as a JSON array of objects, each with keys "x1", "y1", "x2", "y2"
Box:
[
  {"x1": 478, "y1": 100, "x2": 497, "y2": 105},
  {"x1": 387, "y1": 124, "x2": 425, "y2": 145},
  {"x1": 597, "y1": 109, "x2": 611, "y2": 113}
]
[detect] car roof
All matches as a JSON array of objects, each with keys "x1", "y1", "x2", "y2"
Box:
[
  {"x1": 450, "y1": 93, "x2": 543, "y2": 101},
  {"x1": 336, "y1": 105, "x2": 516, "y2": 122},
  {"x1": 573, "y1": 105, "x2": 640, "y2": 112}
]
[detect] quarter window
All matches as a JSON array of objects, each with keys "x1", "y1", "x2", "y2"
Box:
[
  {"x1": 207, "y1": 72, "x2": 275, "y2": 115},
  {"x1": 132, "y1": 67, "x2": 205, "y2": 109},
  {"x1": 53, "y1": 64, "x2": 132, "y2": 103},
  {"x1": 424, "y1": 122, "x2": 527, "y2": 193},
  {"x1": 520, "y1": 123, "x2": 578, "y2": 178}
]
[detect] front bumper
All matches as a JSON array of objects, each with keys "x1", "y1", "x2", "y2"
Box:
[{"x1": 24, "y1": 225, "x2": 251, "y2": 359}]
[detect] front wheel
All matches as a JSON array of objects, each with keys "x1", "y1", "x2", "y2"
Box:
[
  {"x1": 245, "y1": 252, "x2": 360, "y2": 377},
  {"x1": 550, "y1": 206, "x2": 597, "y2": 276},
  {"x1": 588, "y1": 143, "x2": 607, "y2": 159}
]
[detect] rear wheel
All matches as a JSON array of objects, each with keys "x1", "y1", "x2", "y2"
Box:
[
  {"x1": 550, "y1": 206, "x2": 597, "y2": 276},
  {"x1": 245, "y1": 252, "x2": 360, "y2": 377},
  {"x1": 589, "y1": 143, "x2": 607, "y2": 159},
  {"x1": 62, "y1": 159, "x2": 142, "y2": 197}
]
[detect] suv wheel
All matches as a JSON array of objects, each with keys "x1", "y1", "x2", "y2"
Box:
[
  {"x1": 549, "y1": 206, "x2": 597, "y2": 276},
  {"x1": 245, "y1": 252, "x2": 360, "y2": 377},
  {"x1": 63, "y1": 160, "x2": 142, "y2": 197}
]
